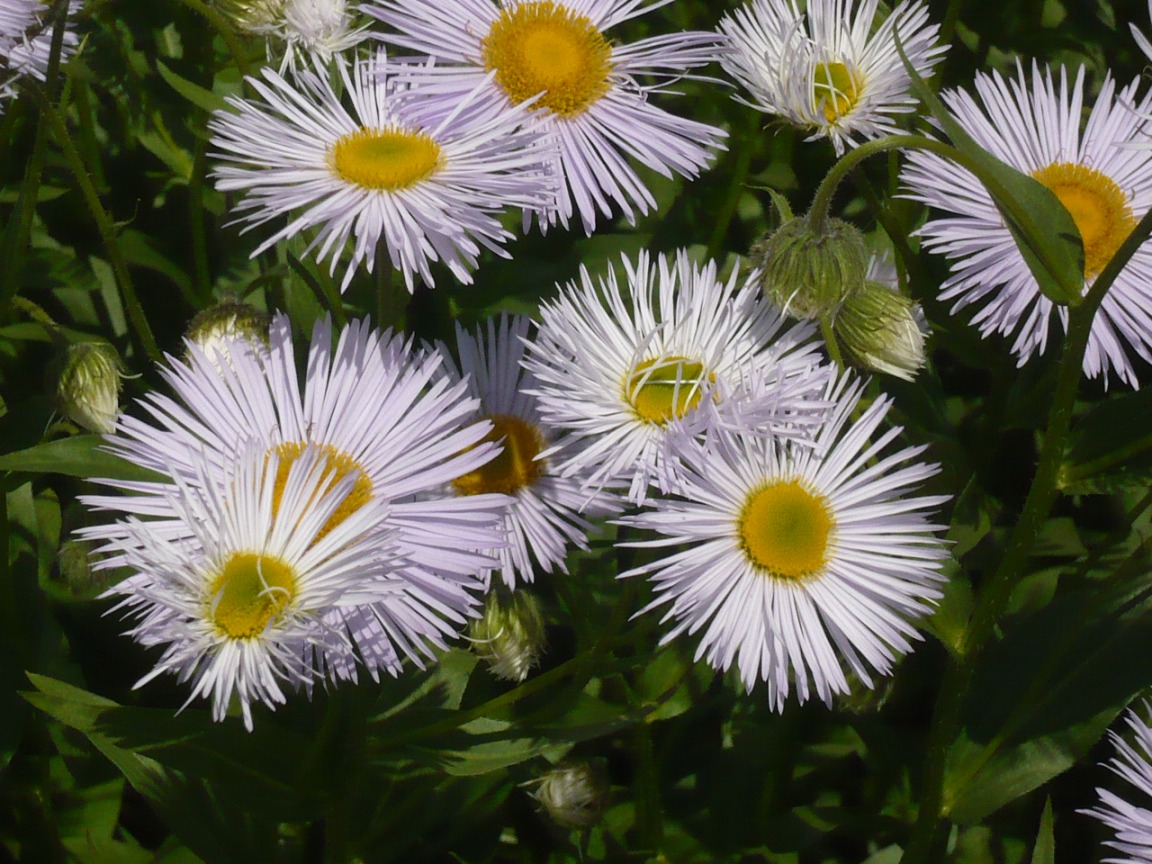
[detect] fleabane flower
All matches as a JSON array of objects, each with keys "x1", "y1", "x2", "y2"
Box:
[
  {"x1": 365, "y1": 0, "x2": 727, "y2": 233},
  {"x1": 219, "y1": 0, "x2": 371, "y2": 71},
  {"x1": 209, "y1": 50, "x2": 555, "y2": 292},
  {"x1": 81, "y1": 314, "x2": 508, "y2": 680},
  {"x1": 1083, "y1": 704, "x2": 1152, "y2": 863},
  {"x1": 101, "y1": 445, "x2": 399, "y2": 730},
  {"x1": 718, "y1": 0, "x2": 945, "y2": 154},
  {"x1": 436, "y1": 315, "x2": 616, "y2": 587},
  {"x1": 523, "y1": 249, "x2": 827, "y2": 504},
  {"x1": 619, "y1": 373, "x2": 950, "y2": 709},
  {"x1": 0, "y1": 0, "x2": 82, "y2": 109},
  {"x1": 901, "y1": 63, "x2": 1152, "y2": 386}
]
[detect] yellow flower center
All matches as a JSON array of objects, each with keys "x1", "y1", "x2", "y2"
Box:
[
  {"x1": 738, "y1": 480, "x2": 834, "y2": 581},
  {"x1": 624, "y1": 356, "x2": 711, "y2": 425},
  {"x1": 271, "y1": 442, "x2": 373, "y2": 542},
  {"x1": 481, "y1": 0, "x2": 613, "y2": 117},
  {"x1": 329, "y1": 127, "x2": 441, "y2": 190},
  {"x1": 811, "y1": 61, "x2": 861, "y2": 123},
  {"x1": 1030, "y1": 161, "x2": 1137, "y2": 280},
  {"x1": 208, "y1": 552, "x2": 297, "y2": 639},
  {"x1": 452, "y1": 414, "x2": 545, "y2": 496}
]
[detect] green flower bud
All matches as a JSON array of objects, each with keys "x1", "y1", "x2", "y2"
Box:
[
  {"x1": 216, "y1": 0, "x2": 285, "y2": 32},
  {"x1": 185, "y1": 301, "x2": 270, "y2": 365},
  {"x1": 468, "y1": 590, "x2": 546, "y2": 683},
  {"x1": 530, "y1": 762, "x2": 609, "y2": 829},
  {"x1": 57, "y1": 342, "x2": 124, "y2": 435},
  {"x1": 836, "y1": 280, "x2": 928, "y2": 381},
  {"x1": 751, "y1": 214, "x2": 868, "y2": 319}
]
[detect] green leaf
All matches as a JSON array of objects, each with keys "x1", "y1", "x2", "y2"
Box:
[
  {"x1": 1058, "y1": 387, "x2": 1152, "y2": 493},
  {"x1": 0, "y1": 436, "x2": 166, "y2": 482},
  {"x1": 156, "y1": 61, "x2": 229, "y2": 113},
  {"x1": 1031, "y1": 798, "x2": 1055, "y2": 864},
  {"x1": 896, "y1": 39, "x2": 1085, "y2": 305}
]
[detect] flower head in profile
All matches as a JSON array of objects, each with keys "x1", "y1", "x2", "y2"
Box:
[
  {"x1": 102, "y1": 445, "x2": 398, "y2": 729},
  {"x1": 523, "y1": 249, "x2": 827, "y2": 504},
  {"x1": 437, "y1": 314, "x2": 615, "y2": 587},
  {"x1": 219, "y1": 0, "x2": 371, "y2": 71},
  {"x1": 718, "y1": 0, "x2": 945, "y2": 154},
  {"x1": 620, "y1": 373, "x2": 949, "y2": 708},
  {"x1": 835, "y1": 252, "x2": 928, "y2": 381},
  {"x1": 365, "y1": 0, "x2": 727, "y2": 232},
  {"x1": 0, "y1": 0, "x2": 82, "y2": 109},
  {"x1": 82, "y1": 314, "x2": 508, "y2": 681},
  {"x1": 901, "y1": 63, "x2": 1152, "y2": 387},
  {"x1": 209, "y1": 50, "x2": 554, "y2": 292},
  {"x1": 1083, "y1": 704, "x2": 1152, "y2": 863}
]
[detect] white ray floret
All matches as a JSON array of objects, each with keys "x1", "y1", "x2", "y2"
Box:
[
  {"x1": 619, "y1": 373, "x2": 950, "y2": 709},
  {"x1": 436, "y1": 314, "x2": 618, "y2": 588},
  {"x1": 901, "y1": 63, "x2": 1152, "y2": 387},
  {"x1": 0, "y1": 0, "x2": 81, "y2": 109},
  {"x1": 523, "y1": 249, "x2": 828, "y2": 504},
  {"x1": 1083, "y1": 704, "x2": 1152, "y2": 863},
  {"x1": 82, "y1": 314, "x2": 508, "y2": 680},
  {"x1": 365, "y1": 0, "x2": 727, "y2": 233},
  {"x1": 718, "y1": 0, "x2": 945, "y2": 155},
  {"x1": 210, "y1": 49, "x2": 555, "y2": 292}
]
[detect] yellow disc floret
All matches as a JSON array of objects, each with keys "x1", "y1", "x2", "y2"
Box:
[
  {"x1": 811, "y1": 61, "x2": 861, "y2": 124},
  {"x1": 208, "y1": 552, "x2": 297, "y2": 639},
  {"x1": 330, "y1": 127, "x2": 442, "y2": 190},
  {"x1": 271, "y1": 442, "x2": 373, "y2": 541},
  {"x1": 452, "y1": 414, "x2": 545, "y2": 496},
  {"x1": 625, "y1": 356, "x2": 711, "y2": 425},
  {"x1": 738, "y1": 480, "x2": 834, "y2": 581},
  {"x1": 481, "y1": 0, "x2": 613, "y2": 117},
  {"x1": 1031, "y1": 161, "x2": 1137, "y2": 280}
]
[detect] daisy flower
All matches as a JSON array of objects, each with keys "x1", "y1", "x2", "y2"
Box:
[
  {"x1": 1083, "y1": 704, "x2": 1152, "y2": 863},
  {"x1": 436, "y1": 314, "x2": 616, "y2": 588},
  {"x1": 102, "y1": 444, "x2": 399, "y2": 729},
  {"x1": 619, "y1": 374, "x2": 950, "y2": 708},
  {"x1": 0, "y1": 0, "x2": 81, "y2": 108},
  {"x1": 902, "y1": 63, "x2": 1152, "y2": 387},
  {"x1": 209, "y1": 50, "x2": 555, "y2": 292},
  {"x1": 365, "y1": 0, "x2": 727, "y2": 232},
  {"x1": 523, "y1": 249, "x2": 828, "y2": 504},
  {"x1": 717, "y1": 0, "x2": 945, "y2": 155},
  {"x1": 82, "y1": 314, "x2": 509, "y2": 679}
]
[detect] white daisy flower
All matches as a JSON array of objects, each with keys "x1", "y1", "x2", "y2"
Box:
[
  {"x1": 365, "y1": 0, "x2": 727, "y2": 233},
  {"x1": 901, "y1": 63, "x2": 1152, "y2": 387},
  {"x1": 717, "y1": 0, "x2": 945, "y2": 155},
  {"x1": 103, "y1": 444, "x2": 399, "y2": 730},
  {"x1": 82, "y1": 314, "x2": 508, "y2": 678},
  {"x1": 619, "y1": 373, "x2": 950, "y2": 708},
  {"x1": 209, "y1": 49, "x2": 555, "y2": 292},
  {"x1": 436, "y1": 314, "x2": 617, "y2": 588},
  {"x1": 0, "y1": 0, "x2": 81, "y2": 108},
  {"x1": 523, "y1": 249, "x2": 828, "y2": 504},
  {"x1": 1083, "y1": 704, "x2": 1152, "y2": 863}
]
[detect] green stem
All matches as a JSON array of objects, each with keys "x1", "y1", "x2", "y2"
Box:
[
  {"x1": 375, "y1": 253, "x2": 406, "y2": 332},
  {"x1": 189, "y1": 131, "x2": 212, "y2": 302},
  {"x1": 901, "y1": 205, "x2": 1152, "y2": 864},
  {"x1": 705, "y1": 111, "x2": 758, "y2": 262},
  {"x1": 41, "y1": 99, "x2": 161, "y2": 363}
]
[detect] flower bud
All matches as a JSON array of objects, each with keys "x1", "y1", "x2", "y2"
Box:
[
  {"x1": 835, "y1": 266, "x2": 928, "y2": 381},
  {"x1": 216, "y1": 0, "x2": 285, "y2": 32},
  {"x1": 185, "y1": 301, "x2": 270, "y2": 367},
  {"x1": 57, "y1": 342, "x2": 123, "y2": 434},
  {"x1": 530, "y1": 762, "x2": 609, "y2": 829},
  {"x1": 468, "y1": 590, "x2": 546, "y2": 683},
  {"x1": 751, "y1": 214, "x2": 868, "y2": 319}
]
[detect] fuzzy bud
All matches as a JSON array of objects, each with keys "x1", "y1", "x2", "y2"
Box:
[
  {"x1": 468, "y1": 590, "x2": 546, "y2": 683},
  {"x1": 185, "y1": 301, "x2": 270, "y2": 367},
  {"x1": 752, "y1": 214, "x2": 868, "y2": 319},
  {"x1": 836, "y1": 280, "x2": 927, "y2": 381},
  {"x1": 57, "y1": 342, "x2": 123, "y2": 434},
  {"x1": 530, "y1": 762, "x2": 609, "y2": 829}
]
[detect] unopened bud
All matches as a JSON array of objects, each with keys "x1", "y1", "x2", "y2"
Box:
[
  {"x1": 752, "y1": 214, "x2": 868, "y2": 319},
  {"x1": 530, "y1": 762, "x2": 608, "y2": 829},
  {"x1": 57, "y1": 342, "x2": 123, "y2": 434},
  {"x1": 469, "y1": 590, "x2": 546, "y2": 683},
  {"x1": 836, "y1": 262, "x2": 927, "y2": 381},
  {"x1": 185, "y1": 301, "x2": 270, "y2": 367}
]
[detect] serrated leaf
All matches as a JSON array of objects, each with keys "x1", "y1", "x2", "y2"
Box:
[
  {"x1": 0, "y1": 436, "x2": 166, "y2": 482},
  {"x1": 897, "y1": 39, "x2": 1085, "y2": 305}
]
